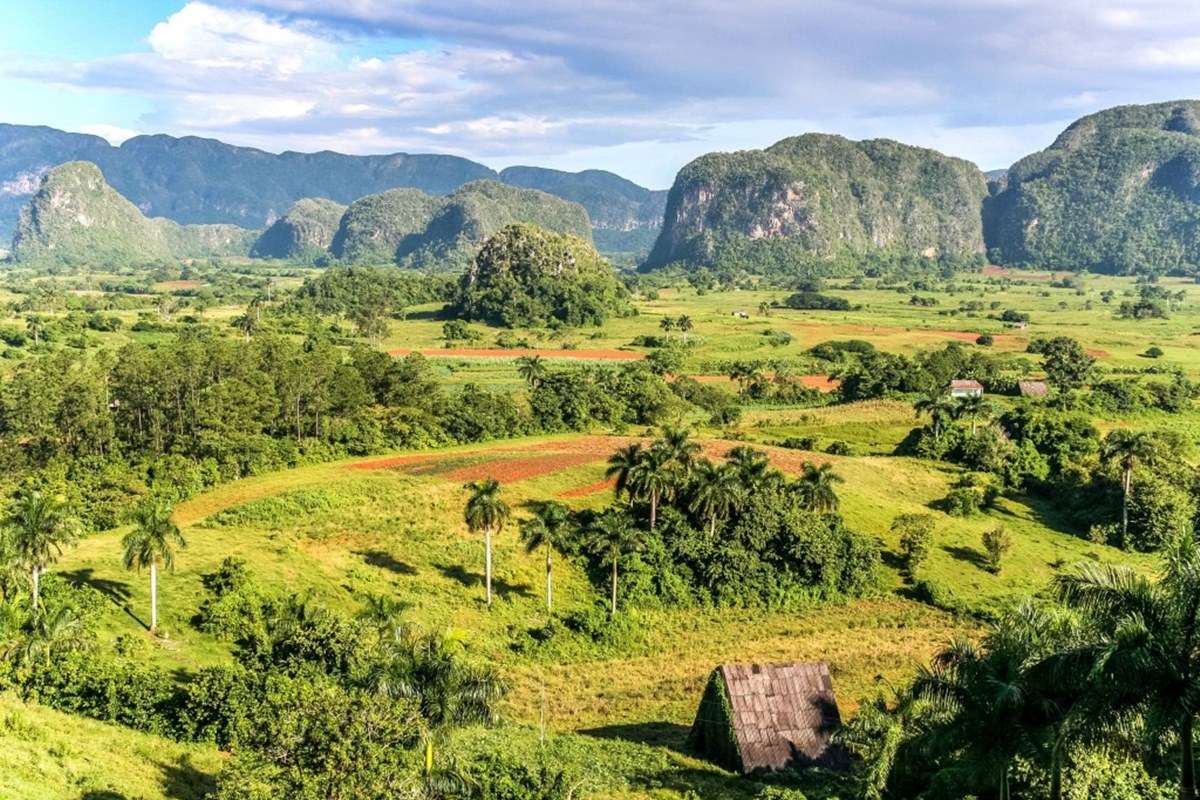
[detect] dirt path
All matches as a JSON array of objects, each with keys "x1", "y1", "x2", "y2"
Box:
[{"x1": 388, "y1": 347, "x2": 644, "y2": 361}]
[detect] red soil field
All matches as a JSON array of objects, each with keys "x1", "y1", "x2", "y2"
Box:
[
  {"x1": 443, "y1": 451, "x2": 604, "y2": 482},
  {"x1": 558, "y1": 478, "x2": 617, "y2": 498},
  {"x1": 692, "y1": 374, "x2": 839, "y2": 392},
  {"x1": 387, "y1": 347, "x2": 643, "y2": 361}
]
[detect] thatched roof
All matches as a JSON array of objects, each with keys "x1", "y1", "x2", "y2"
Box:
[
  {"x1": 950, "y1": 379, "x2": 984, "y2": 391},
  {"x1": 689, "y1": 662, "x2": 846, "y2": 774},
  {"x1": 1018, "y1": 380, "x2": 1048, "y2": 397}
]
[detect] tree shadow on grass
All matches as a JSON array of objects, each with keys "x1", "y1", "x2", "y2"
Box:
[
  {"x1": 580, "y1": 721, "x2": 692, "y2": 755},
  {"x1": 942, "y1": 544, "x2": 990, "y2": 572},
  {"x1": 159, "y1": 755, "x2": 217, "y2": 800},
  {"x1": 355, "y1": 549, "x2": 417, "y2": 576},
  {"x1": 61, "y1": 568, "x2": 147, "y2": 628},
  {"x1": 434, "y1": 562, "x2": 535, "y2": 599}
]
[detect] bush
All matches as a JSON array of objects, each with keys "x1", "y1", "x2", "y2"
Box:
[
  {"x1": 1142, "y1": 346, "x2": 1164, "y2": 358},
  {"x1": 981, "y1": 527, "x2": 1012, "y2": 573},
  {"x1": 892, "y1": 513, "x2": 936, "y2": 575},
  {"x1": 825, "y1": 440, "x2": 852, "y2": 455},
  {"x1": 975, "y1": 333, "x2": 994, "y2": 346},
  {"x1": 782, "y1": 291, "x2": 851, "y2": 311}
]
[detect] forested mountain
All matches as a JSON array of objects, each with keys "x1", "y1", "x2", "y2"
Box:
[
  {"x1": 10, "y1": 161, "x2": 256, "y2": 264},
  {"x1": 251, "y1": 198, "x2": 348, "y2": 260},
  {"x1": 984, "y1": 100, "x2": 1200, "y2": 274},
  {"x1": 0, "y1": 123, "x2": 663, "y2": 255},
  {"x1": 645, "y1": 133, "x2": 989, "y2": 271},
  {"x1": 331, "y1": 180, "x2": 593, "y2": 271},
  {"x1": 498, "y1": 166, "x2": 667, "y2": 254}
]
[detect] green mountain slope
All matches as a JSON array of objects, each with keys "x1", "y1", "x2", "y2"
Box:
[
  {"x1": 9, "y1": 161, "x2": 257, "y2": 264},
  {"x1": 251, "y1": 197, "x2": 348, "y2": 260},
  {"x1": 984, "y1": 100, "x2": 1200, "y2": 274},
  {"x1": 332, "y1": 179, "x2": 593, "y2": 271},
  {"x1": 645, "y1": 133, "x2": 989, "y2": 270}
]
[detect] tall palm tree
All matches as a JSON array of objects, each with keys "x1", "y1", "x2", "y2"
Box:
[
  {"x1": 1055, "y1": 533, "x2": 1200, "y2": 800},
  {"x1": 956, "y1": 395, "x2": 993, "y2": 436},
  {"x1": 587, "y1": 509, "x2": 646, "y2": 615},
  {"x1": 795, "y1": 462, "x2": 844, "y2": 514},
  {"x1": 515, "y1": 355, "x2": 548, "y2": 389},
  {"x1": 463, "y1": 478, "x2": 510, "y2": 607},
  {"x1": 658, "y1": 316, "x2": 676, "y2": 334},
  {"x1": 8, "y1": 491, "x2": 76, "y2": 611},
  {"x1": 913, "y1": 391, "x2": 959, "y2": 439},
  {"x1": 605, "y1": 443, "x2": 643, "y2": 505},
  {"x1": 10, "y1": 604, "x2": 89, "y2": 668},
  {"x1": 627, "y1": 446, "x2": 676, "y2": 531},
  {"x1": 689, "y1": 461, "x2": 742, "y2": 538},
  {"x1": 121, "y1": 497, "x2": 186, "y2": 635},
  {"x1": 725, "y1": 445, "x2": 773, "y2": 489},
  {"x1": 370, "y1": 630, "x2": 505, "y2": 776},
  {"x1": 520, "y1": 501, "x2": 575, "y2": 612},
  {"x1": 1100, "y1": 430, "x2": 1158, "y2": 544},
  {"x1": 659, "y1": 426, "x2": 701, "y2": 474},
  {"x1": 677, "y1": 315, "x2": 694, "y2": 342}
]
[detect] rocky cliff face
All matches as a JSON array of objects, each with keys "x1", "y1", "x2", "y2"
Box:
[
  {"x1": 10, "y1": 161, "x2": 256, "y2": 264},
  {"x1": 983, "y1": 100, "x2": 1200, "y2": 274},
  {"x1": 645, "y1": 134, "x2": 988, "y2": 269},
  {"x1": 251, "y1": 198, "x2": 348, "y2": 260}
]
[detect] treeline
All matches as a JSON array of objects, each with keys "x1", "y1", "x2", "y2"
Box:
[{"x1": 0, "y1": 331, "x2": 728, "y2": 530}]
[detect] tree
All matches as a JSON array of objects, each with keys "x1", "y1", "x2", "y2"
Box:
[
  {"x1": 8, "y1": 491, "x2": 76, "y2": 611},
  {"x1": 587, "y1": 509, "x2": 645, "y2": 615},
  {"x1": 658, "y1": 316, "x2": 676, "y2": 334},
  {"x1": 982, "y1": 527, "x2": 1012, "y2": 574},
  {"x1": 677, "y1": 315, "x2": 694, "y2": 342},
  {"x1": 627, "y1": 445, "x2": 677, "y2": 530},
  {"x1": 605, "y1": 443, "x2": 643, "y2": 505},
  {"x1": 370, "y1": 630, "x2": 505, "y2": 776},
  {"x1": 795, "y1": 462, "x2": 844, "y2": 514},
  {"x1": 515, "y1": 355, "x2": 548, "y2": 389},
  {"x1": 659, "y1": 426, "x2": 701, "y2": 474},
  {"x1": 758, "y1": 301, "x2": 772, "y2": 317},
  {"x1": 892, "y1": 513, "x2": 935, "y2": 575},
  {"x1": 1101, "y1": 430, "x2": 1159, "y2": 545},
  {"x1": 957, "y1": 395, "x2": 994, "y2": 436},
  {"x1": 519, "y1": 501, "x2": 575, "y2": 612},
  {"x1": 1042, "y1": 336, "x2": 1095, "y2": 390},
  {"x1": 1055, "y1": 534, "x2": 1200, "y2": 800},
  {"x1": 914, "y1": 391, "x2": 959, "y2": 439},
  {"x1": 689, "y1": 461, "x2": 742, "y2": 538},
  {"x1": 726, "y1": 445, "x2": 774, "y2": 489},
  {"x1": 463, "y1": 479, "x2": 510, "y2": 607},
  {"x1": 358, "y1": 594, "x2": 414, "y2": 641},
  {"x1": 121, "y1": 497, "x2": 186, "y2": 635}
]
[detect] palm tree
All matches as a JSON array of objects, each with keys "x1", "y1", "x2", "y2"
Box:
[
  {"x1": 795, "y1": 462, "x2": 844, "y2": 514},
  {"x1": 689, "y1": 461, "x2": 742, "y2": 538},
  {"x1": 677, "y1": 315, "x2": 694, "y2": 342},
  {"x1": 726, "y1": 445, "x2": 773, "y2": 489},
  {"x1": 758, "y1": 301, "x2": 771, "y2": 317},
  {"x1": 10, "y1": 604, "x2": 89, "y2": 668},
  {"x1": 358, "y1": 594, "x2": 414, "y2": 640},
  {"x1": 8, "y1": 491, "x2": 76, "y2": 611},
  {"x1": 1100, "y1": 430, "x2": 1158, "y2": 544},
  {"x1": 463, "y1": 478, "x2": 510, "y2": 607},
  {"x1": 1055, "y1": 533, "x2": 1200, "y2": 800},
  {"x1": 627, "y1": 446, "x2": 676, "y2": 531},
  {"x1": 370, "y1": 630, "x2": 505, "y2": 776},
  {"x1": 658, "y1": 316, "x2": 676, "y2": 334},
  {"x1": 913, "y1": 391, "x2": 959, "y2": 439},
  {"x1": 520, "y1": 501, "x2": 575, "y2": 612},
  {"x1": 587, "y1": 509, "x2": 646, "y2": 615},
  {"x1": 121, "y1": 497, "x2": 186, "y2": 635},
  {"x1": 0, "y1": 529, "x2": 28, "y2": 604},
  {"x1": 956, "y1": 395, "x2": 993, "y2": 436},
  {"x1": 515, "y1": 355, "x2": 548, "y2": 389},
  {"x1": 659, "y1": 426, "x2": 701, "y2": 474},
  {"x1": 605, "y1": 443, "x2": 643, "y2": 505}
]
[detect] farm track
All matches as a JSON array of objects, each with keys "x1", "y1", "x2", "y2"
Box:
[{"x1": 387, "y1": 347, "x2": 644, "y2": 360}]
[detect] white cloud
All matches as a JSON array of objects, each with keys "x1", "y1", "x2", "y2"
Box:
[{"x1": 80, "y1": 124, "x2": 139, "y2": 144}]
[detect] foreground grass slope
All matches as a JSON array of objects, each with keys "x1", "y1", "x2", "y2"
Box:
[{"x1": 0, "y1": 693, "x2": 222, "y2": 800}]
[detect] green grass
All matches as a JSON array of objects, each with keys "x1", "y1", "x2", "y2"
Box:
[{"x1": 0, "y1": 693, "x2": 222, "y2": 800}]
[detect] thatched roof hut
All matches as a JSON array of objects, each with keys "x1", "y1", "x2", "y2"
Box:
[{"x1": 688, "y1": 662, "x2": 846, "y2": 774}]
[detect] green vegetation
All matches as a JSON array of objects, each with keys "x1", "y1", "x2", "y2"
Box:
[
  {"x1": 250, "y1": 198, "x2": 347, "y2": 261},
  {"x1": 647, "y1": 133, "x2": 988, "y2": 271},
  {"x1": 454, "y1": 224, "x2": 629, "y2": 327},
  {"x1": 10, "y1": 162, "x2": 257, "y2": 265},
  {"x1": 985, "y1": 100, "x2": 1200, "y2": 274}
]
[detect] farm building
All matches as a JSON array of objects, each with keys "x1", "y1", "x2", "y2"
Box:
[
  {"x1": 949, "y1": 379, "x2": 984, "y2": 398},
  {"x1": 688, "y1": 662, "x2": 847, "y2": 774},
  {"x1": 1018, "y1": 380, "x2": 1048, "y2": 398}
]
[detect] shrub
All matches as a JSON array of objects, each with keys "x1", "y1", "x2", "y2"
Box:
[
  {"x1": 782, "y1": 291, "x2": 851, "y2": 311},
  {"x1": 825, "y1": 440, "x2": 852, "y2": 455},
  {"x1": 975, "y1": 333, "x2": 994, "y2": 346},
  {"x1": 1143, "y1": 346, "x2": 1164, "y2": 358},
  {"x1": 981, "y1": 527, "x2": 1012, "y2": 573},
  {"x1": 892, "y1": 513, "x2": 936, "y2": 575}
]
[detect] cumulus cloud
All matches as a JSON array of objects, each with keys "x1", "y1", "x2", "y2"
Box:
[{"x1": 8, "y1": 0, "x2": 1200, "y2": 184}]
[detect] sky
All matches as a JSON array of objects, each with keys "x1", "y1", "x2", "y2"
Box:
[{"x1": 3, "y1": 1, "x2": 1200, "y2": 188}]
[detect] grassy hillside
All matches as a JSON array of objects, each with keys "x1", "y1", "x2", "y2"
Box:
[
  {"x1": 0, "y1": 693, "x2": 222, "y2": 800},
  {"x1": 250, "y1": 197, "x2": 347, "y2": 260}
]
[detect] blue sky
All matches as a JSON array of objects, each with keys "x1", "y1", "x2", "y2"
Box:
[{"x1": 4, "y1": 1, "x2": 1200, "y2": 187}]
